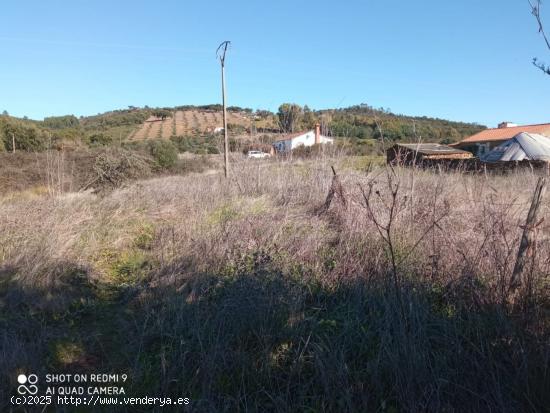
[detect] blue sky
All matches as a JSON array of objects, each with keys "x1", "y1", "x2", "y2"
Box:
[{"x1": 0, "y1": 0, "x2": 549, "y2": 127}]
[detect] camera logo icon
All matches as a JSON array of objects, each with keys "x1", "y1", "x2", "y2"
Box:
[{"x1": 17, "y1": 374, "x2": 38, "y2": 395}]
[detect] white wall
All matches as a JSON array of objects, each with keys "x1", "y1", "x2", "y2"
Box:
[{"x1": 273, "y1": 131, "x2": 334, "y2": 153}]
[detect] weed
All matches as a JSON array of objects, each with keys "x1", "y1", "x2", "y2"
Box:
[{"x1": 1, "y1": 160, "x2": 549, "y2": 412}]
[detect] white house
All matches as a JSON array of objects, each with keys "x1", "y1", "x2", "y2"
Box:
[{"x1": 273, "y1": 124, "x2": 334, "y2": 153}]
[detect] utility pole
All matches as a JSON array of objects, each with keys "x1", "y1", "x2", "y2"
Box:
[
  {"x1": 11, "y1": 132, "x2": 15, "y2": 153},
  {"x1": 217, "y1": 41, "x2": 231, "y2": 178}
]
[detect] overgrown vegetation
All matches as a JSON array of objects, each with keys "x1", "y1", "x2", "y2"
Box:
[
  {"x1": 0, "y1": 116, "x2": 49, "y2": 151},
  {"x1": 151, "y1": 109, "x2": 172, "y2": 120},
  {"x1": 170, "y1": 135, "x2": 220, "y2": 154},
  {"x1": 0, "y1": 103, "x2": 486, "y2": 156},
  {"x1": 80, "y1": 108, "x2": 150, "y2": 129},
  {"x1": 0, "y1": 147, "x2": 214, "y2": 194},
  {"x1": 0, "y1": 160, "x2": 548, "y2": 412},
  {"x1": 83, "y1": 149, "x2": 153, "y2": 191},
  {"x1": 326, "y1": 104, "x2": 483, "y2": 142},
  {"x1": 42, "y1": 115, "x2": 79, "y2": 129},
  {"x1": 148, "y1": 140, "x2": 178, "y2": 168},
  {"x1": 275, "y1": 103, "x2": 486, "y2": 143},
  {"x1": 87, "y1": 132, "x2": 113, "y2": 147}
]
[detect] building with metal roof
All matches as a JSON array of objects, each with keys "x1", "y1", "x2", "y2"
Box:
[
  {"x1": 481, "y1": 132, "x2": 550, "y2": 162},
  {"x1": 454, "y1": 121, "x2": 550, "y2": 157}
]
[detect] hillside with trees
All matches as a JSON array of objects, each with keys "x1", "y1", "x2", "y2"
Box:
[
  {"x1": 277, "y1": 103, "x2": 486, "y2": 144},
  {"x1": 0, "y1": 103, "x2": 485, "y2": 153}
]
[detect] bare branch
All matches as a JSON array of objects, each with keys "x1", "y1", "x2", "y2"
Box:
[
  {"x1": 529, "y1": 0, "x2": 550, "y2": 49},
  {"x1": 529, "y1": 0, "x2": 550, "y2": 74}
]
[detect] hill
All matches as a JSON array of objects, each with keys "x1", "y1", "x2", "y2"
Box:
[
  {"x1": 129, "y1": 109, "x2": 252, "y2": 141},
  {"x1": 318, "y1": 104, "x2": 486, "y2": 143},
  {"x1": 0, "y1": 103, "x2": 486, "y2": 153}
]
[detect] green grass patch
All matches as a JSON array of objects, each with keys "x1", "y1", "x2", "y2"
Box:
[
  {"x1": 339, "y1": 155, "x2": 385, "y2": 171},
  {"x1": 133, "y1": 223, "x2": 155, "y2": 250}
]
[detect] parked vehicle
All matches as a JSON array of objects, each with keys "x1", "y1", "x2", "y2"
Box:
[{"x1": 247, "y1": 150, "x2": 270, "y2": 159}]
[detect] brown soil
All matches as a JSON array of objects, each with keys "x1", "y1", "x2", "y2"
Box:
[
  {"x1": 148, "y1": 120, "x2": 162, "y2": 139},
  {"x1": 161, "y1": 117, "x2": 175, "y2": 138},
  {"x1": 130, "y1": 110, "x2": 251, "y2": 140}
]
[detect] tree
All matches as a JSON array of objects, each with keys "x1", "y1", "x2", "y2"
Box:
[
  {"x1": 529, "y1": 0, "x2": 550, "y2": 75},
  {"x1": 0, "y1": 120, "x2": 47, "y2": 151},
  {"x1": 277, "y1": 103, "x2": 303, "y2": 133},
  {"x1": 88, "y1": 133, "x2": 113, "y2": 147},
  {"x1": 255, "y1": 109, "x2": 272, "y2": 118},
  {"x1": 302, "y1": 105, "x2": 317, "y2": 130},
  {"x1": 148, "y1": 140, "x2": 178, "y2": 168},
  {"x1": 43, "y1": 115, "x2": 79, "y2": 129},
  {"x1": 1, "y1": 110, "x2": 8, "y2": 116},
  {"x1": 152, "y1": 109, "x2": 171, "y2": 121}
]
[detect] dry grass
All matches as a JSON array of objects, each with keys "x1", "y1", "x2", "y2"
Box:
[
  {"x1": 0, "y1": 149, "x2": 216, "y2": 196},
  {"x1": 0, "y1": 158, "x2": 549, "y2": 412}
]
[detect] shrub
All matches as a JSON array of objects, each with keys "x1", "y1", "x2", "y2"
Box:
[
  {"x1": 81, "y1": 110, "x2": 150, "y2": 129},
  {"x1": 170, "y1": 135, "x2": 219, "y2": 155},
  {"x1": 151, "y1": 109, "x2": 172, "y2": 120},
  {"x1": 173, "y1": 156, "x2": 213, "y2": 174},
  {"x1": 42, "y1": 115, "x2": 79, "y2": 129},
  {"x1": 83, "y1": 149, "x2": 152, "y2": 191},
  {"x1": 336, "y1": 137, "x2": 382, "y2": 156},
  {"x1": 0, "y1": 119, "x2": 48, "y2": 152},
  {"x1": 291, "y1": 143, "x2": 326, "y2": 158},
  {"x1": 227, "y1": 123, "x2": 247, "y2": 134},
  {"x1": 51, "y1": 128, "x2": 85, "y2": 143},
  {"x1": 88, "y1": 133, "x2": 113, "y2": 147},
  {"x1": 148, "y1": 140, "x2": 178, "y2": 169}
]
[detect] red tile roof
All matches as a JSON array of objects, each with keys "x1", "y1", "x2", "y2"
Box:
[{"x1": 456, "y1": 123, "x2": 550, "y2": 145}]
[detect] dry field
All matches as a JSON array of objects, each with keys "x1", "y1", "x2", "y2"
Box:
[
  {"x1": 129, "y1": 110, "x2": 251, "y2": 141},
  {"x1": 0, "y1": 159, "x2": 549, "y2": 412}
]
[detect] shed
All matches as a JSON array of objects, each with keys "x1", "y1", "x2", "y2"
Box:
[
  {"x1": 481, "y1": 132, "x2": 550, "y2": 162},
  {"x1": 387, "y1": 143, "x2": 473, "y2": 164}
]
